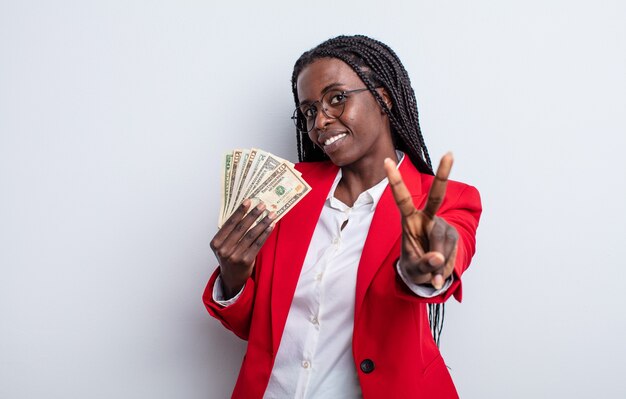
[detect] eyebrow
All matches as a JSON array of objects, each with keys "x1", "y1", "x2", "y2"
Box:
[{"x1": 299, "y1": 82, "x2": 345, "y2": 105}]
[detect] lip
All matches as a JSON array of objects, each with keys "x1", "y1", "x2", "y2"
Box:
[
  {"x1": 317, "y1": 131, "x2": 348, "y2": 147},
  {"x1": 319, "y1": 131, "x2": 349, "y2": 154}
]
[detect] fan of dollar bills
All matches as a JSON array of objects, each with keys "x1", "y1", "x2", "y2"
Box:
[{"x1": 219, "y1": 149, "x2": 312, "y2": 228}]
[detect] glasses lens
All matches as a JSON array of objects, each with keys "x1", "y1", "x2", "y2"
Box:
[
  {"x1": 292, "y1": 108, "x2": 311, "y2": 133},
  {"x1": 292, "y1": 90, "x2": 350, "y2": 133},
  {"x1": 322, "y1": 90, "x2": 348, "y2": 120}
]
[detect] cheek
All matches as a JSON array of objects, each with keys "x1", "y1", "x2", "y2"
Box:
[
  {"x1": 307, "y1": 131, "x2": 319, "y2": 144},
  {"x1": 340, "y1": 108, "x2": 358, "y2": 126},
  {"x1": 342, "y1": 99, "x2": 380, "y2": 127},
  {"x1": 341, "y1": 108, "x2": 373, "y2": 131}
]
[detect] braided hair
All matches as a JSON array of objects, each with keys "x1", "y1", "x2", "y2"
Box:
[{"x1": 291, "y1": 35, "x2": 446, "y2": 346}]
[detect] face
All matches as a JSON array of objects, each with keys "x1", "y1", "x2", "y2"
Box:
[{"x1": 296, "y1": 58, "x2": 395, "y2": 168}]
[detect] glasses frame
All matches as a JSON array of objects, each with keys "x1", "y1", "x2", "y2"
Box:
[{"x1": 291, "y1": 87, "x2": 370, "y2": 133}]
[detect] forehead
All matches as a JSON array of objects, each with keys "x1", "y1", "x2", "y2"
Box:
[{"x1": 296, "y1": 58, "x2": 363, "y2": 101}]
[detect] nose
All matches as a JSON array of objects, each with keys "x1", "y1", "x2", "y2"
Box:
[{"x1": 312, "y1": 106, "x2": 333, "y2": 132}]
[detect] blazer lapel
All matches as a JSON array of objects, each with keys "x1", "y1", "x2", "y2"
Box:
[
  {"x1": 354, "y1": 160, "x2": 427, "y2": 321},
  {"x1": 270, "y1": 162, "x2": 338, "y2": 354}
]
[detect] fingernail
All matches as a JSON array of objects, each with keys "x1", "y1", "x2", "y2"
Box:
[
  {"x1": 433, "y1": 275, "x2": 444, "y2": 290},
  {"x1": 268, "y1": 211, "x2": 277, "y2": 220}
]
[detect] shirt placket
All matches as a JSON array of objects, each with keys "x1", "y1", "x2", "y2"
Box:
[{"x1": 297, "y1": 207, "x2": 350, "y2": 399}]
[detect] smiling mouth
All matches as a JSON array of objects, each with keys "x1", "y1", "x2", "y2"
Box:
[{"x1": 323, "y1": 133, "x2": 347, "y2": 147}]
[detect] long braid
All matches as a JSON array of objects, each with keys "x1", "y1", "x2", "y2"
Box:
[{"x1": 292, "y1": 35, "x2": 446, "y2": 346}]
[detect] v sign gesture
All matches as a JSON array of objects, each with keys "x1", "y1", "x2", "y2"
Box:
[{"x1": 384, "y1": 153, "x2": 458, "y2": 290}]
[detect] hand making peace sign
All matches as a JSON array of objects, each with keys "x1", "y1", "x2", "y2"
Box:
[{"x1": 383, "y1": 153, "x2": 458, "y2": 290}]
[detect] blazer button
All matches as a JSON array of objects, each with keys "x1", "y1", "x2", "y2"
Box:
[{"x1": 360, "y1": 359, "x2": 375, "y2": 374}]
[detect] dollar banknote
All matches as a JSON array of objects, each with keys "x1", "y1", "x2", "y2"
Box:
[
  {"x1": 218, "y1": 149, "x2": 311, "y2": 227},
  {"x1": 219, "y1": 152, "x2": 233, "y2": 222},
  {"x1": 222, "y1": 149, "x2": 243, "y2": 223},
  {"x1": 246, "y1": 162, "x2": 310, "y2": 224}
]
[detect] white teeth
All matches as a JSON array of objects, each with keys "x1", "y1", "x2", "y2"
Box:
[{"x1": 324, "y1": 133, "x2": 347, "y2": 146}]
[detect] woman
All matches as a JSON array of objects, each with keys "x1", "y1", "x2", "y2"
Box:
[{"x1": 204, "y1": 35, "x2": 482, "y2": 398}]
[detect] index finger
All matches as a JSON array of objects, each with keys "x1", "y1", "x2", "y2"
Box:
[
  {"x1": 384, "y1": 158, "x2": 417, "y2": 218},
  {"x1": 215, "y1": 199, "x2": 252, "y2": 237},
  {"x1": 422, "y1": 152, "x2": 454, "y2": 219}
]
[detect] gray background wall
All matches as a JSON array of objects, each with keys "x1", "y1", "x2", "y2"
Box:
[{"x1": 1, "y1": 1, "x2": 625, "y2": 398}]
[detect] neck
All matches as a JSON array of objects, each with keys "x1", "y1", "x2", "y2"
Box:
[{"x1": 334, "y1": 149, "x2": 398, "y2": 207}]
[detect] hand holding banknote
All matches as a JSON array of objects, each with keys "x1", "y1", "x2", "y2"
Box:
[
  {"x1": 210, "y1": 200, "x2": 276, "y2": 298},
  {"x1": 211, "y1": 149, "x2": 311, "y2": 298}
]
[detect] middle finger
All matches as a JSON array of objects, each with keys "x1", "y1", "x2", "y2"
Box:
[
  {"x1": 222, "y1": 202, "x2": 267, "y2": 248},
  {"x1": 423, "y1": 152, "x2": 453, "y2": 219},
  {"x1": 384, "y1": 158, "x2": 418, "y2": 218}
]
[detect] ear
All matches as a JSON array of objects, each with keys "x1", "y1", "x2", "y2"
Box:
[{"x1": 378, "y1": 88, "x2": 393, "y2": 111}]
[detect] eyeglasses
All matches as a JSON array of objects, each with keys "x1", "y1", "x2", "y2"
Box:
[{"x1": 291, "y1": 88, "x2": 370, "y2": 133}]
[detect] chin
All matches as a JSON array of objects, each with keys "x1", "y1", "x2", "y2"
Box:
[{"x1": 326, "y1": 152, "x2": 356, "y2": 168}]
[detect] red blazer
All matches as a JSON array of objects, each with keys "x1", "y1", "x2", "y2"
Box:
[{"x1": 203, "y1": 159, "x2": 482, "y2": 399}]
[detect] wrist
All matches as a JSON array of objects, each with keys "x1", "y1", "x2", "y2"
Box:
[
  {"x1": 219, "y1": 268, "x2": 250, "y2": 299},
  {"x1": 399, "y1": 260, "x2": 429, "y2": 285}
]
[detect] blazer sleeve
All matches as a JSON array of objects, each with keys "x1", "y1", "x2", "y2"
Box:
[
  {"x1": 202, "y1": 270, "x2": 256, "y2": 340},
  {"x1": 395, "y1": 183, "x2": 482, "y2": 304},
  {"x1": 440, "y1": 184, "x2": 482, "y2": 302},
  {"x1": 201, "y1": 222, "x2": 280, "y2": 340}
]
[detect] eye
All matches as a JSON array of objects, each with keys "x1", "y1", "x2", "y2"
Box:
[
  {"x1": 328, "y1": 92, "x2": 347, "y2": 105},
  {"x1": 301, "y1": 105, "x2": 317, "y2": 119}
]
